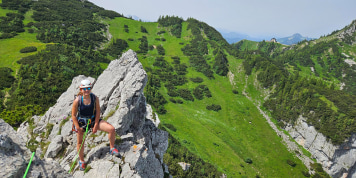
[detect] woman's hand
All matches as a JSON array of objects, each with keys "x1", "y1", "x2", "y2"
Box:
[
  {"x1": 78, "y1": 127, "x2": 85, "y2": 133},
  {"x1": 93, "y1": 123, "x2": 98, "y2": 133}
]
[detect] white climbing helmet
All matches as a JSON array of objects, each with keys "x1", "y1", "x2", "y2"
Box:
[{"x1": 79, "y1": 79, "x2": 92, "y2": 88}]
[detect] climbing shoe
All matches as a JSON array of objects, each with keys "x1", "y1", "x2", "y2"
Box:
[
  {"x1": 110, "y1": 148, "x2": 119, "y2": 156},
  {"x1": 79, "y1": 160, "x2": 86, "y2": 171}
]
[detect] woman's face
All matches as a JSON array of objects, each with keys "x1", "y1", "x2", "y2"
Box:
[{"x1": 81, "y1": 87, "x2": 91, "y2": 96}]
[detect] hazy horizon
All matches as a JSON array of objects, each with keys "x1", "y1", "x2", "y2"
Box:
[{"x1": 89, "y1": 0, "x2": 356, "y2": 39}]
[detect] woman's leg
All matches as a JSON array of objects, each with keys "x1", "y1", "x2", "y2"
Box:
[
  {"x1": 97, "y1": 120, "x2": 116, "y2": 149},
  {"x1": 77, "y1": 131, "x2": 85, "y2": 162}
]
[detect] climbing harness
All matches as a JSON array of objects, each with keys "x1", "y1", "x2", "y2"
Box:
[
  {"x1": 72, "y1": 93, "x2": 96, "y2": 132},
  {"x1": 69, "y1": 118, "x2": 91, "y2": 173}
]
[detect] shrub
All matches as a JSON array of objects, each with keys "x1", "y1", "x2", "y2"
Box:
[
  {"x1": 189, "y1": 56, "x2": 214, "y2": 79},
  {"x1": 174, "y1": 64, "x2": 187, "y2": 75},
  {"x1": 167, "y1": 88, "x2": 179, "y2": 97},
  {"x1": 138, "y1": 36, "x2": 148, "y2": 54},
  {"x1": 193, "y1": 87, "x2": 204, "y2": 100},
  {"x1": 27, "y1": 28, "x2": 35, "y2": 33},
  {"x1": 244, "y1": 158, "x2": 253, "y2": 164},
  {"x1": 163, "y1": 123, "x2": 177, "y2": 132},
  {"x1": 232, "y1": 89, "x2": 239, "y2": 94},
  {"x1": 157, "y1": 105, "x2": 167, "y2": 114},
  {"x1": 176, "y1": 99, "x2": 183, "y2": 104},
  {"x1": 169, "y1": 98, "x2": 176, "y2": 103},
  {"x1": 301, "y1": 170, "x2": 311, "y2": 177},
  {"x1": 102, "y1": 38, "x2": 128, "y2": 57},
  {"x1": 178, "y1": 88, "x2": 194, "y2": 101},
  {"x1": 20, "y1": 46, "x2": 37, "y2": 53},
  {"x1": 190, "y1": 77, "x2": 203, "y2": 83},
  {"x1": 157, "y1": 30, "x2": 165, "y2": 35},
  {"x1": 149, "y1": 45, "x2": 154, "y2": 50},
  {"x1": 0, "y1": 33, "x2": 15, "y2": 39},
  {"x1": 128, "y1": 38, "x2": 134, "y2": 41},
  {"x1": 206, "y1": 104, "x2": 221, "y2": 111},
  {"x1": 140, "y1": 26, "x2": 148, "y2": 33},
  {"x1": 286, "y1": 159, "x2": 296, "y2": 167},
  {"x1": 193, "y1": 85, "x2": 212, "y2": 100},
  {"x1": 171, "y1": 56, "x2": 180, "y2": 64},
  {"x1": 157, "y1": 45, "x2": 165, "y2": 55},
  {"x1": 25, "y1": 22, "x2": 34, "y2": 27},
  {"x1": 214, "y1": 51, "x2": 229, "y2": 76}
]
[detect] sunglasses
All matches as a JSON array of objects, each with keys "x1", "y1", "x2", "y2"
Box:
[{"x1": 82, "y1": 87, "x2": 91, "y2": 91}]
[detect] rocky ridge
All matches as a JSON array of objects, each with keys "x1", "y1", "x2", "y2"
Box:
[
  {"x1": 337, "y1": 20, "x2": 356, "y2": 45},
  {"x1": 1, "y1": 49, "x2": 168, "y2": 178}
]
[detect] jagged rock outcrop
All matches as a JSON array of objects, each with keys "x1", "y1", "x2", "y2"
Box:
[
  {"x1": 0, "y1": 119, "x2": 71, "y2": 178},
  {"x1": 285, "y1": 116, "x2": 356, "y2": 178},
  {"x1": 337, "y1": 20, "x2": 356, "y2": 44},
  {"x1": 1, "y1": 49, "x2": 168, "y2": 177}
]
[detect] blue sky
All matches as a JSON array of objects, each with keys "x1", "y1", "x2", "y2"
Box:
[{"x1": 89, "y1": 0, "x2": 356, "y2": 38}]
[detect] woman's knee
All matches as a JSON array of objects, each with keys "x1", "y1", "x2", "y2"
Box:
[
  {"x1": 108, "y1": 125, "x2": 115, "y2": 134},
  {"x1": 77, "y1": 133, "x2": 84, "y2": 144}
]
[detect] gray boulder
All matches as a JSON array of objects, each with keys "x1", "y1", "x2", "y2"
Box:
[{"x1": 45, "y1": 135, "x2": 63, "y2": 158}]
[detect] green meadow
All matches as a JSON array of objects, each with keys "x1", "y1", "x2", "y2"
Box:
[
  {"x1": 0, "y1": 8, "x2": 46, "y2": 72},
  {"x1": 107, "y1": 17, "x2": 308, "y2": 177}
]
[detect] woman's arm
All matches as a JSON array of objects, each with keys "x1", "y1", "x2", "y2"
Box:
[
  {"x1": 92, "y1": 96, "x2": 101, "y2": 133},
  {"x1": 95, "y1": 96, "x2": 100, "y2": 125},
  {"x1": 71, "y1": 97, "x2": 82, "y2": 131}
]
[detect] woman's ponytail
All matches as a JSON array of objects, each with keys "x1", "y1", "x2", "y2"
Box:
[{"x1": 77, "y1": 91, "x2": 83, "y2": 97}]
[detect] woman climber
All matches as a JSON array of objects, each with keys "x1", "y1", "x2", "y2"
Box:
[{"x1": 71, "y1": 79, "x2": 119, "y2": 171}]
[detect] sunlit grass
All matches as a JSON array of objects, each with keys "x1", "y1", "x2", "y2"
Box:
[
  {"x1": 106, "y1": 16, "x2": 308, "y2": 177},
  {"x1": 0, "y1": 32, "x2": 47, "y2": 72},
  {"x1": 0, "y1": 7, "x2": 46, "y2": 73}
]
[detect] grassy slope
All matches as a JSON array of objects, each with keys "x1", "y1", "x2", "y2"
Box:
[
  {"x1": 238, "y1": 39, "x2": 259, "y2": 50},
  {"x1": 0, "y1": 8, "x2": 46, "y2": 72},
  {"x1": 108, "y1": 17, "x2": 308, "y2": 177}
]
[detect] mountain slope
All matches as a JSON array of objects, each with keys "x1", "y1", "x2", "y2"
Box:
[
  {"x1": 234, "y1": 20, "x2": 356, "y2": 177},
  {"x1": 0, "y1": 0, "x2": 310, "y2": 177},
  {"x1": 3, "y1": 0, "x2": 356, "y2": 177},
  {"x1": 104, "y1": 16, "x2": 310, "y2": 177}
]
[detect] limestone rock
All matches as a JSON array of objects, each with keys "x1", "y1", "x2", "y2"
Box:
[
  {"x1": 178, "y1": 162, "x2": 191, "y2": 171},
  {"x1": 0, "y1": 119, "x2": 72, "y2": 178},
  {"x1": 285, "y1": 116, "x2": 356, "y2": 177},
  {"x1": 45, "y1": 135, "x2": 63, "y2": 158}
]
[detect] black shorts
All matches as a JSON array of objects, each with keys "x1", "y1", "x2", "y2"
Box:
[{"x1": 77, "y1": 117, "x2": 102, "y2": 129}]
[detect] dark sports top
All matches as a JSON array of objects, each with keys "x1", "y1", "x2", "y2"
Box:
[{"x1": 78, "y1": 93, "x2": 96, "y2": 118}]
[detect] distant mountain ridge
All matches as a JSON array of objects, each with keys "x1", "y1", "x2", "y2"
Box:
[
  {"x1": 277, "y1": 33, "x2": 314, "y2": 45},
  {"x1": 219, "y1": 30, "x2": 314, "y2": 45},
  {"x1": 218, "y1": 30, "x2": 274, "y2": 43}
]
